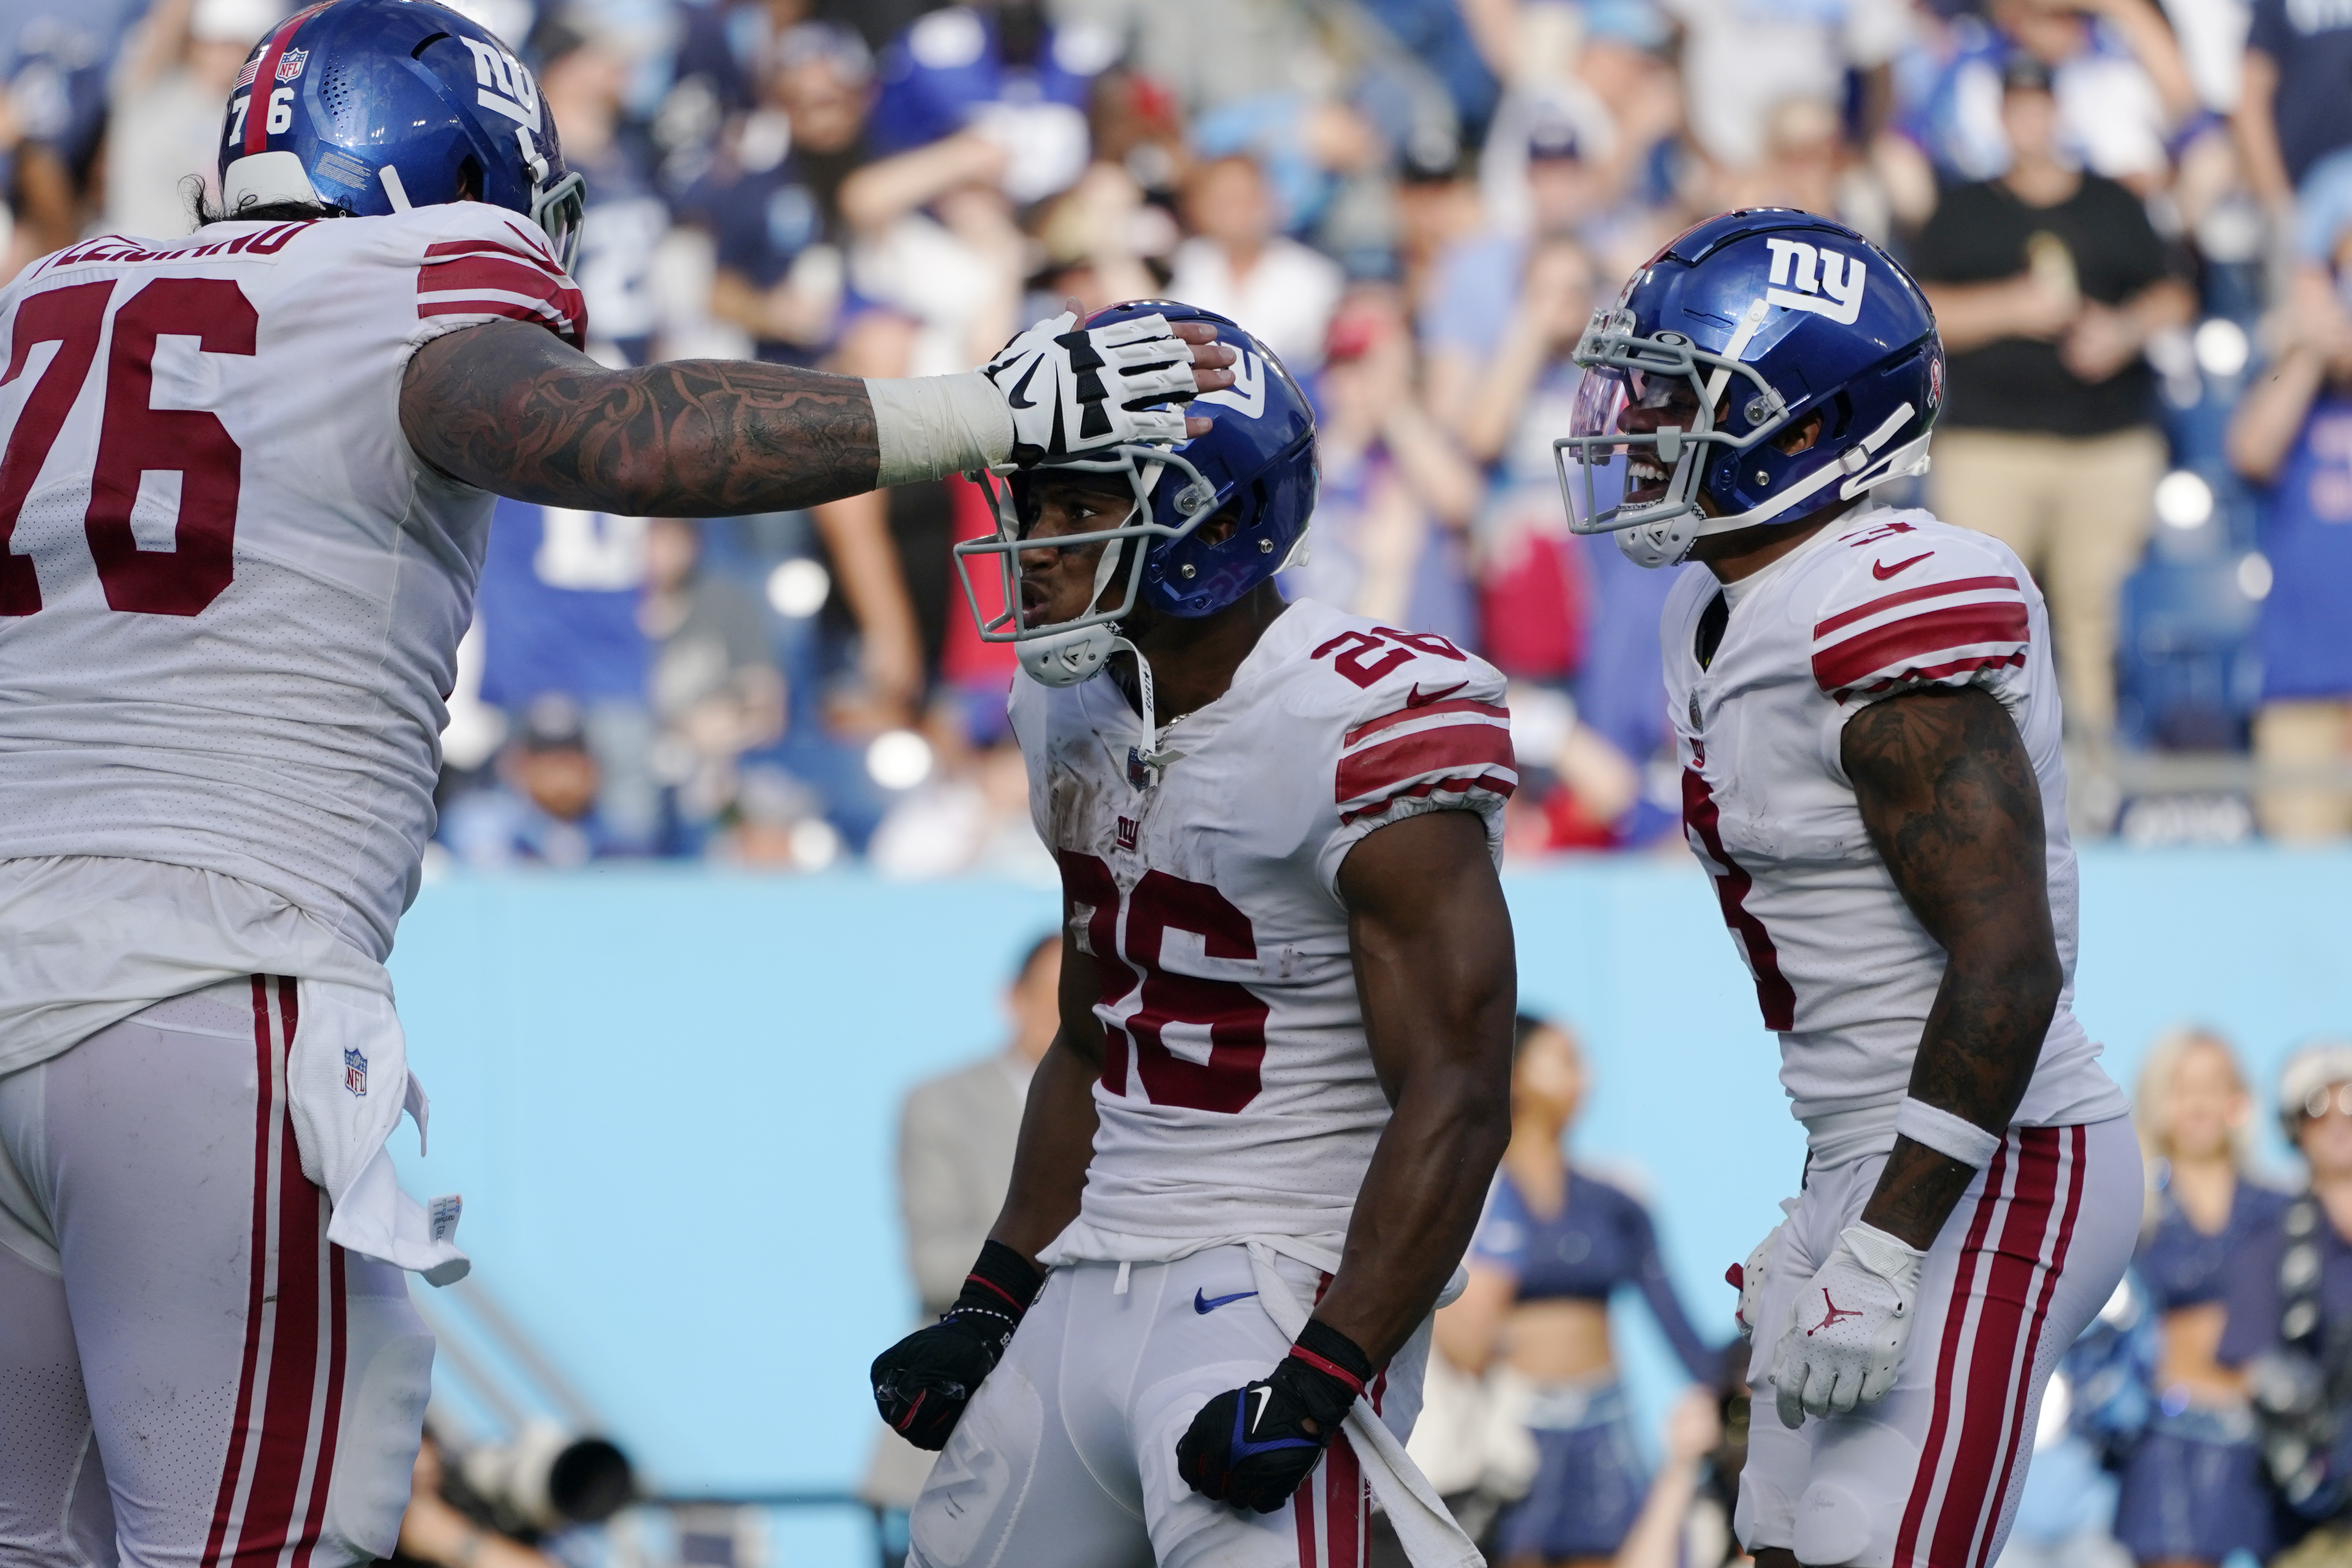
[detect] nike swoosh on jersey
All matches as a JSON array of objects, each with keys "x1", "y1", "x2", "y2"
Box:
[
  {"x1": 1195, "y1": 1288, "x2": 1259, "y2": 1314},
  {"x1": 1006, "y1": 356, "x2": 1042, "y2": 410},
  {"x1": 1872, "y1": 551, "x2": 1934, "y2": 580},
  {"x1": 1404, "y1": 680, "x2": 1469, "y2": 708}
]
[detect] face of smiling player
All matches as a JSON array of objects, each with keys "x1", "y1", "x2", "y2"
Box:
[{"x1": 1615, "y1": 375, "x2": 1831, "y2": 568}]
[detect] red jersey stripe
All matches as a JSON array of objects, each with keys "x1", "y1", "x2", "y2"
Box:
[
  {"x1": 1342, "y1": 697, "x2": 1508, "y2": 750},
  {"x1": 1336, "y1": 770, "x2": 1516, "y2": 825},
  {"x1": 1834, "y1": 651, "x2": 2027, "y2": 699},
  {"x1": 1811, "y1": 601, "x2": 2030, "y2": 693},
  {"x1": 1813, "y1": 575, "x2": 2020, "y2": 638},
  {"x1": 419, "y1": 298, "x2": 586, "y2": 347},
  {"x1": 1336, "y1": 719, "x2": 1514, "y2": 806},
  {"x1": 241, "y1": 982, "x2": 325, "y2": 1565},
  {"x1": 422, "y1": 237, "x2": 566, "y2": 271},
  {"x1": 202, "y1": 977, "x2": 281, "y2": 1568},
  {"x1": 420, "y1": 254, "x2": 574, "y2": 300}
]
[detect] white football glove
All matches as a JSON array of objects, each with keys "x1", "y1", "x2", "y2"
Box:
[
  {"x1": 1727, "y1": 1198, "x2": 1798, "y2": 1340},
  {"x1": 1770, "y1": 1221, "x2": 1927, "y2": 1429},
  {"x1": 982, "y1": 310, "x2": 1198, "y2": 464}
]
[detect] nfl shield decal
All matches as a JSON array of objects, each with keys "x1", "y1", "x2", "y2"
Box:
[
  {"x1": 276, "y1": 48, "x2": 308, "y2": 81},
  {"x1": 344, "y1": 1044, "x2": 368, "y2": 1096}
]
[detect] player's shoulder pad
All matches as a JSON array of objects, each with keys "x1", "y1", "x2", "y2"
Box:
[
  {"x1": 1286, "y1": 609, "x2": 1517, "y2": 829},
  {"x1": 402, "y1": 203, "x2": 587, "y2": 350},
  {"x1": 1800, "y1": 510, "x2": 2032, "y2": 703}
]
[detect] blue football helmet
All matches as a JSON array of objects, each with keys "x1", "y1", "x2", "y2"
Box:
[
  {"x1": 953, "y1": 300, "x2": 1316, "y2": 702},
  {"x1": 214, "y1": 0, "x2": 585, "y2": 270},
  {"x1": 1556, "y1": 209, "x2": 1943, "y2": 568}
]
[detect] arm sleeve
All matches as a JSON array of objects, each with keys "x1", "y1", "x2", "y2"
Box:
[
  {"x1": 2217, "y1": 1223, "x2": 2286, "y2": 1368},
  {"x1": 1624, "y1": 1194, "x2": 1722, "y2": 1383},
  {"x1": 1809, "y1": 533, "x2": 2034, "y2": 708},
  {"x1": 1316, "y1": 638, "x2": 1517, "y2": 897},
  {"x1": 411, "y1": 205, "x2": 589, "y2": 351}
]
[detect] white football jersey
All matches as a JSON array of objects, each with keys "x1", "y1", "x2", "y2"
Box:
[
  {"x1": 1661, "y1": 509, "x2": 2125, "y2": 1163},
  {"x1": 0, "y1": 206, "x2": 587, "y2": 961},
  {"x1": 1014, "y1": 599, "x2": 1515, "y2": 1258}
]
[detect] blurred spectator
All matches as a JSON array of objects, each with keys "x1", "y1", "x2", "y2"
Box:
[
  {"x1": 1424, "y1": 106, "x2": 1619, "y2": 427},
  {"x1": 1167, "y1": 153, "x2": 1344, "y2": 373},
  {"x1": 102, "y1": 0, "x2": 275, "y2": 238},
  {"x1": 1914, "y1": 53, "x2": 2194, "y2": 747},
  {"x1": 443, "y1": 696, "x2": 624, "y2": 868},
  {"x1": 2116, "y1": 1029, "x2": 2283, "y2": 1568},
  {"x1": 535, "y1": 17, "x2": 668, "y2": 365},
  {"x1": 838, "y1": 131, "x2": 1022, "y2": 374},
  {"x1": 2235, "y1": 0, "x2": 2352, "y2": 213},
  {"x1": 1433, "y1": 1016, "x2": 1718, "y2": 1568},
  {"x1": 641, "y1": 518, "x2": 785, "y2": 836},
  {"x1": 474, "y1": 500, "x2": 660, "y2": 850},
  {"x1": 1663, "y1": 0, "x2": 1909, "y2": 177},
  {"x1": 866, "y1": 0, "x2": 1111, "y2": 206},
  {"x1": 1991, "y1": 0, "x2": 2200, "y2": 189},
  {"x1": 862, "y1": 931, "x2": 1061, "y2": 1510},
  {"x1": 698, "y1": 21, "x2": 872, "y2": 365},
  {"x1": 1280, "y1": 286, "x2": 1480, "y2": 646},
  {"x1": 6, "y1": 9, "x2": 120, "y2": 267},
  {"x1": 2223, "y1": 1042, "x2": 2352, "y2": 1553},
  {"x1": 867, "y1": 723, "x2": 1050, "y2": 880},
  {"x1": 2225, "y1": 220, "x2": 2352, "y2": 840}
]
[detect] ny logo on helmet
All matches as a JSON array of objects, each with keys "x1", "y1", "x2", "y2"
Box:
[
  {"x1": 1764, "y1": 237, "x2": 1866, "y2": 327},
  {"x1": 1195, "y1": 348, "x2": 1265, "y2": 419},
  {"x1": 460, "y1": 36, "x2": 543, "y2": 132}
]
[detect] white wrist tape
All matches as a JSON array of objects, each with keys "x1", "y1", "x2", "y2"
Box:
[
  {"x1": 866, "y1": 372, "x2": 1016, "y2": 488},
  {"x1": 1893, "y1": 1096, "x2": 2003, "y2": 1169}
]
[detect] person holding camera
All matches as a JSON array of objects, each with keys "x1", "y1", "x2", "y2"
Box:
[{"x1": 2219, "y1": 1042, "x2": 2352, "y2": 1568}]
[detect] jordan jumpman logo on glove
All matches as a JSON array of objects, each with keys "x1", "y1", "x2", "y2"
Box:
[{"x1": 1770, "y1": 1222, "x2": 1927, "y2": 1428}]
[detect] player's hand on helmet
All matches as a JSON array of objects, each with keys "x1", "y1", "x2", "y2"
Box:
[
  {"x1": 1176, "y1": 1320, "x2": 1372, "y2": 1513},
  {"x1": 1726, "y1": 1196, "x2": 1800, "y2": 1340},
  {"x1": 870, "y1": 1241, "x2": 1043, "y2": 1451},
  {"x1": 983, "y1": 310, "x2": 1232, "y2": 465},
  {"x1": 1770, "y1": 1222, "x2": 1927, "y2": 1429}
]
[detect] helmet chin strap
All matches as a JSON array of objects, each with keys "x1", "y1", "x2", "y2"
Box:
[{"x1": 1011, "y1": 498, "x2": 1177, "y2": 784}]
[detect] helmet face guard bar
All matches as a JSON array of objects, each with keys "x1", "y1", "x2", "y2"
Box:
[
  {"x1": 531, "y1": 170, "x2": 587, "y2": 272},
  {"x1": 1552, "y1": 303, "x2": 1788, "y2": 537},
  {"x1": 950, "y1": 443, "x2": 1218, "y2": 645}
]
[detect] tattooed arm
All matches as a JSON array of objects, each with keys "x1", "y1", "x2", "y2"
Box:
[
  {"x1": 398, "y1": 318, "x2": 1233, "y2": 516},
  {"x1": 1842, "y1": 685, "x2": 2063, "y2": 1250}
]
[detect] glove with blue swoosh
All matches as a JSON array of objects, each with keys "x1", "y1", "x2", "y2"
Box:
[
  {"x1": 982, "y1": 310, "x2": 1198, "y2": 466},
  {"x1": 1176, "y1": 1318, "x2": 1373, "y2": 1513}
]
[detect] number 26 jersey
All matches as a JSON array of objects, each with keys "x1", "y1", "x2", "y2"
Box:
[
  {"x1": 0, "y1": 206, "x2": 586, "y2": 961},
  {"x1": 1011, "y1": 599, "x2": 1516, "y2": 1260},
  {"x1": 1662, "y1": 509, "x2": 2125, "y2": 1165}
]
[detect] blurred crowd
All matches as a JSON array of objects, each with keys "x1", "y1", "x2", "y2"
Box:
[{"x1": 11, "y1": 0, "x2": 2352, "y2": 867}]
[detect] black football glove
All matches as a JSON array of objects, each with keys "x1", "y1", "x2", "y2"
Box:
[
  {"x1": 1175, "y1": 1319, "x2": 1374, "y2": 1513},
  {"x1": 871, "y1": 1240, "x2": 1044, "y2": 1451}
]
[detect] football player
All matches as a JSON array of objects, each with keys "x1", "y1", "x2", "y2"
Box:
[
  {"x1": 1555, "y1": 209, "x2": 2138, "y2": 1568},
  {"x1": 0, "y1": 3, "x2": 1234, "y2": 1563},
  {"x1": 868, "y1": 303, "x2": 1519, "y2": 1568}
]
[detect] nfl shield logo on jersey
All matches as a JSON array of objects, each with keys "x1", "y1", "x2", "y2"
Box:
[
  {"x1": 344, "y1": 1045, "x2": 368, "y2": 1097},
  {"x1": 276, "y1": 48, "x2": 308, "y2": 81}
]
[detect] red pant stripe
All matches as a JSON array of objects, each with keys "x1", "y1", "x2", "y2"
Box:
[
  {"x1": 1971, "y1": 1125, "x2": 2088, "y2": 1568},
  {"x1": 1925, "y1": 1128, "x2": 2060, "y2": 1568},
  {"x1": 1893, "y1": 1134, "x2": 2019, "y2": 1568},
  {"x1": 1293, "y1": 1452, "x2": 1320, "y2": 1566},
  {"x1": 202, "y1": 979, "x2": 284, "y2": 1568},
  {"x1": 1325, "y1": 1435, "x2": 1363, "y2": 1568}
]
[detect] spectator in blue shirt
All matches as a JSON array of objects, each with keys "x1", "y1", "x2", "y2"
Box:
[
  {"x1": 695, "y1": 22, "x2": 873, "y2": 365},
  {"x1": 2226, "y1": 201, "x2": 2352, "y2": 840},
  {"x1": 535, "y1": 19, "x2": 669, "y2": 366},
  {"x1": 867, "y1": 0, "x2": 1114, "y2": 206},
  {"x1": 443, "y1": 696, "x2": 629, "y2": 869}
]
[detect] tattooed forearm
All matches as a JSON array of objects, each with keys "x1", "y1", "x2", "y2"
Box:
[
  {"x1": 399, "y1": 319, "x2": 881, "y2": 515},
  {"x1": 1841, "y1": 685, "x2": 2063, "y2": 1249}
]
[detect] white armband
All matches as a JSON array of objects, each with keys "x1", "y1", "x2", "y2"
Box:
[
  {"x1": 866, "y1": 372, "x2": 1016, "y2": 488},
  {"x1": 1893, "y1": 1096, "x2": 2003, "y2": 1169}
]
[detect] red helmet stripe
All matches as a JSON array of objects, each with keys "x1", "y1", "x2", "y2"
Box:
[{"x1": 243, "y1": 15, "x2": 307, "y2": 157}]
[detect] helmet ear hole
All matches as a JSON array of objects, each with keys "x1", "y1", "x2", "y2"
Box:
[{"x1": 456, "y1": 156, "x2": 483, "y2": 202}]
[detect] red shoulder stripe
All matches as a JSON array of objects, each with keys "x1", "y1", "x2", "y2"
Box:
[
  {"x1": 1343, "y1": 697, "x2": 1507, "y2": 750},
  {"x1": 1812, "y1": 601, "x2": 2029, "y2": 693},
  {"x1": 1338, "y1": 771, "x2": 1518, "y2": 825},
  {"x1": 1337, "y1": 721, "x2": 1515, "y2": 809},
  {"x1": 1813, "y1": 574, "x2": 2020, "y2": 638}
]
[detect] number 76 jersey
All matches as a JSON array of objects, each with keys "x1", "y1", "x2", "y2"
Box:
[
  {"x1": 0, "y1": 206, "x2": 585, "y2": 962},
  {"x1": 1011, "y1": 598, "x2": 1516, "y2": 1261}
]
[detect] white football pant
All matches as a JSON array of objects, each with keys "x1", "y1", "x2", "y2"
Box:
[
  {"x1": 909, "y1": 1247, "x2": 1428, "y2": 1568},
  {"x1": 1737, "y1": 1117, "x2": 2139, "y2": 1568},
  {"x1": 0, "y1": 979, "x2": 433, "y2": 1567}
]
